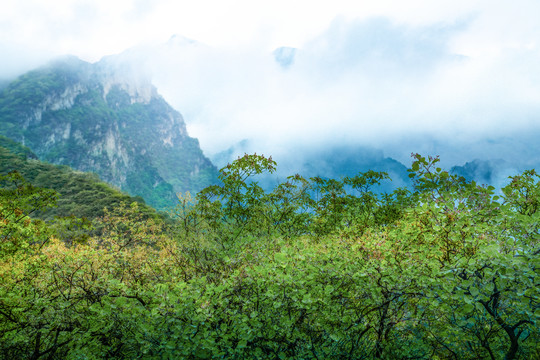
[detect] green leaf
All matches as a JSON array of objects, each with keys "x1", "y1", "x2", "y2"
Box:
[{"x1": 274, "y1": 253, "x2": 287, "y2": 263}]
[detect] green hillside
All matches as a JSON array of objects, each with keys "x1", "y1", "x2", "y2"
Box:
[
  {"x1": 0, "y1": 56, "x2": 218, "y2": 210},
  {"x1": 0, "y1": 135, "x2": 159, "y2": 220}
]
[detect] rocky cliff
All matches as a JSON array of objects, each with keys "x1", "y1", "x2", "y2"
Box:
[{"x1": 0, "y1": 55, "x2": 218, "y2": 209}]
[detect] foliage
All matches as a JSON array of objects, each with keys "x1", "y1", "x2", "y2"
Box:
[
  {"x1": 0, "y1": 135, "x2": 37, "y2": 159},
  {"x1": 0, "y1": 140, "x2": 159, "y2": 220},
  {"x1": 0, "y1": 171, "x2": 56, "y2": 258},
  {"x1": 0, "y1": 153, "x2": 538, "y2": 359}
]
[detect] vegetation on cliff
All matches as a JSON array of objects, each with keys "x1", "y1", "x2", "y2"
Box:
[{"x1": 0, "y1": 57, "x2": 218, "y2": 210}]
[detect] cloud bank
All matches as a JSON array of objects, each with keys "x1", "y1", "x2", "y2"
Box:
[
  {"x1": 1, "y1": 0, "x2": 539, "y2": 173},
  {"x1": 134, "y1": 14, "x2": 540, "y2": 171}
]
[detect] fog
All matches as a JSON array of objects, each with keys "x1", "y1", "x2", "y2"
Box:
[
  {"x1": 136, "y1": 16, "x2": 540, "y2": 174},
  {"x1": 2, "y1": 0, "x2": 539, "y2": 178}
]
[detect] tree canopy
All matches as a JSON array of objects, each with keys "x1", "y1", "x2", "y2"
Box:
[{"x1": 0, "y1": 153, "x2": 538, "y2": 359}]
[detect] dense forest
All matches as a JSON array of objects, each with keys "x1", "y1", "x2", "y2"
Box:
[{"x1": 0, "y1": 151, "x2": 538, "y2": 359}]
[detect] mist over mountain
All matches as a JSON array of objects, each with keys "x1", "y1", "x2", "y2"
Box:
[
  {"x1": 450, "y1": 159, "x2": 521, "y2": 188},
  {"x1": 0, "y1": 55, "x2": 218, "y2": 210},
  {"x1": 102, "y1": 19, "x2": 539, "y2": 188},
  {"x1": 212, "y1": 139, "x2": 411, "y2": 192},
  {"x1": 1, "y1": 15, "x2": 539, "y2": 201},
  {"x1": 76, "y1": 27, "x2": 537, "y2": 192}
]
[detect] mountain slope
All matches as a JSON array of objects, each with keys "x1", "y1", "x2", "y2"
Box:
[
  {"x1": 212, "y1": 140, "x2": 412, "y2": 192},
  {"x1": 0, "y1": 56, "x2": 218, "y2": 209},
  {"x1": 450, "y1": 158, "x2": 523, "y2": 189},
  {"x1": 0, "y1": 135, "x2": 159, "y2": 219}
]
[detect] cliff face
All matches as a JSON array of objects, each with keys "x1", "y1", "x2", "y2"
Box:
[{"x1": 0, "y1": 56, "x2": 218, "y2": 209}]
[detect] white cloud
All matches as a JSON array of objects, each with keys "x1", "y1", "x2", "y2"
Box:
[
  {"x1": 1, "y1": 0, "x2": 539, "y2": 169},
  {"x1": 0, "y1": 0, "x2": 494, "y2": 62},
  {"x1": 135, "y1": 12, "x2": 540, "y2": 169}
]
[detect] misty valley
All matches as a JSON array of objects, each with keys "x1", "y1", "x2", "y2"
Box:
[{"x1": 0, "y1": 56, "x2": 538, "y2": 359}]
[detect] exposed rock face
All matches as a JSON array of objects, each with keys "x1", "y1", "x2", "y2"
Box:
[{"x1": 0, "y1": 55, "x2": 218, "y2": 209}]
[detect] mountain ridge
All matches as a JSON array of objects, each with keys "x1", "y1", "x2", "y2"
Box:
[{"x1": 0, "y1": 56, "x2": 218, "y2": 210}]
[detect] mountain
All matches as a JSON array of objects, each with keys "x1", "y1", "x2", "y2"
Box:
[
  {"x1": 212, "y1": 139, "x2": 411, "y2": 192},
  {"x1": 0, "y1": 56, "x2": 218, "y2": 210},
  {"x1": 450, "y1": 159, "x2": 521, "y2": 188},
  {"x1": 298, "y1": 146, "x2": 411, "y2": 188}
]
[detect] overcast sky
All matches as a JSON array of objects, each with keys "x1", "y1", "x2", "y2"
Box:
[
  {"x1": 2, "y1": 0, "x2": 540, "y2": 168},
  {"x1": 2, "y1": 0, "x2": 513, "y2": 60}
]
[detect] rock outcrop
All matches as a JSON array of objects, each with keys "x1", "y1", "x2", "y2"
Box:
[{"x1": 0, "y1": 55, "x2": 218, "y2": 209}]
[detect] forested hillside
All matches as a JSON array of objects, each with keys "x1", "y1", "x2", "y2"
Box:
[
  {"x1": 0, "y1": 135, "x2": 159, "y2": 220},
  {"x1": 0, "y1": 56, "x2": 218, "y2": 210},
  {"x1": 1, "y1": 153, "x2": 538, "y2": 359}
]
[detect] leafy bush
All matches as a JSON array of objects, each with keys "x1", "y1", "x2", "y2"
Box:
[{"x1": 0, "y1": 153, "x2": 538, "y2": 359}]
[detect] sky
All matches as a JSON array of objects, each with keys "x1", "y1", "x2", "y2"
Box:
[{"x1": 1, "y1": 0, "x2": 540, "y2": 169}]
